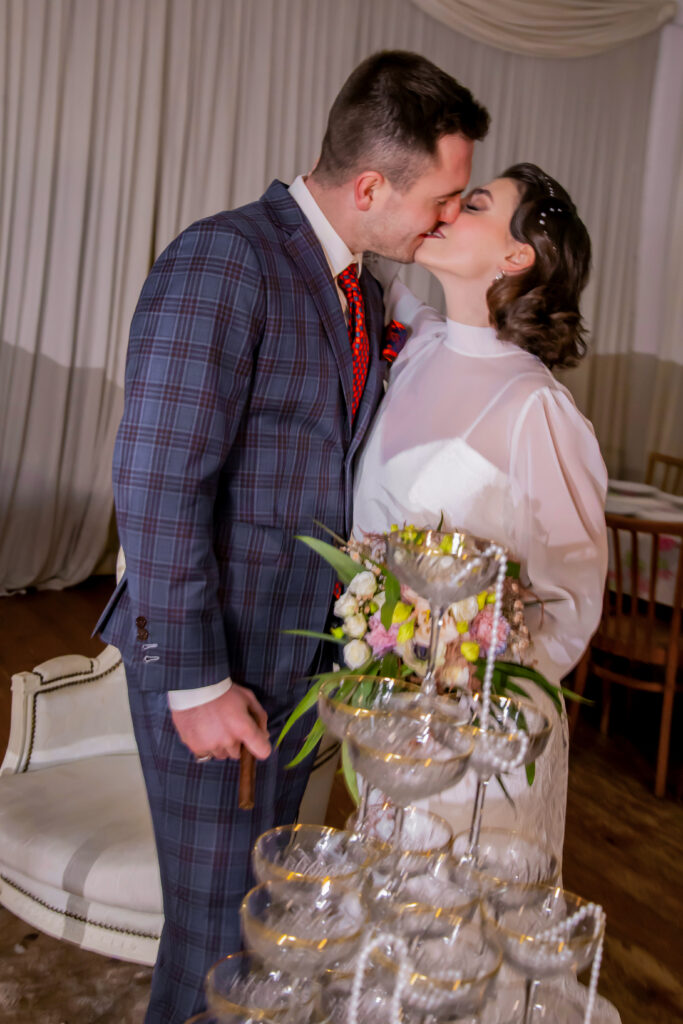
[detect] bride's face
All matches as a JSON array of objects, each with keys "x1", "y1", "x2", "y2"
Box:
[{"x1": 415, "y1": 176, "x2": 521, "y2": 280}]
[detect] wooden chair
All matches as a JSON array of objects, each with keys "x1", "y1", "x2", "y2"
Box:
[
  {"x1": 645, "y1": 452, "x2": 683, "y2": 495},
  {"x1": 569, "y1": 514, "x2": 683, "y2": 797}
]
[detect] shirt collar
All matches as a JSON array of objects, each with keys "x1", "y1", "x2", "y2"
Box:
[
  {"x1": 289, "y1": 175, "x2": 363, "y2": 279},
  {"x1": 444, "y1": 318, "x2": 521, "y2": 358}
]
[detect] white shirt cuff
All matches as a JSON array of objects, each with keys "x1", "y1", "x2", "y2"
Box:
[{"x1": 167, "y1": 678, "x2": 233, "y2": 710}]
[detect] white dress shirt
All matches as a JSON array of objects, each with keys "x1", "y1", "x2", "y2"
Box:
[{"x1": 168, "y1": 176, "x2": 362, "y2": 710}]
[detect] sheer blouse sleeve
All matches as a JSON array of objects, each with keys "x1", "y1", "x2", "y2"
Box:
[{"x1": 510, "y1": 385, "x2": 608, "y2": 681}]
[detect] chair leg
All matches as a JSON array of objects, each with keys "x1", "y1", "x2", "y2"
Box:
[
  {"x1": 600, "y1": 680, "x2": 611, "y2": 736},
  {"x1": 654, "y1": 665, "x2": 676, "y2": 798},
  {"x1": 569, "y1": 651, "x2": 590, "y2": 737}
]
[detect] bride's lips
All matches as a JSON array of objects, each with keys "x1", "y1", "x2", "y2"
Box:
[{"x1": 421, "y1": 227, "x2": 445, "y2": 239}]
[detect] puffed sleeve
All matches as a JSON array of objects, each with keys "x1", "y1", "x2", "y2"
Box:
[{"x1": 509, "y1": 385, "x2": 608, "y2": 682}]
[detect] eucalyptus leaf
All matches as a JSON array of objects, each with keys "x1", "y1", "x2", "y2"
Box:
[{"x1": 526, "y1": 761, "x2": 536, "y2": 786}]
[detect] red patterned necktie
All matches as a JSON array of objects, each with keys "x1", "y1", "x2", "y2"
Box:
[{"x1": 337, "y1": 263, "x2": 369, "y2": 419}]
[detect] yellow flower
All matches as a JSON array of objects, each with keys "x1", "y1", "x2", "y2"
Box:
[
  {"x1": 477, "y1": 592, "x2": 487, "y2": 610},
  {"x1": 456, "y1": 620, "x2": 468, "y2": 635},
  {"x1": 392, "y1": 601, "x2": 413, "y2": 624},
  {"x1": 461, "y1": 641, "x2": 480, "y2": 662},
  {"x1": 486, "y1": 592, "x2": 496, "y2": 605},
  {"x1": 397, "y1": 620, "x2": 415, "y2": 644}
]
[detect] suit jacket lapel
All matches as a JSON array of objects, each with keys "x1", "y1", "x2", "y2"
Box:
[{"x1": 282, "y1": 229, "x2": 355, "y2": 427}]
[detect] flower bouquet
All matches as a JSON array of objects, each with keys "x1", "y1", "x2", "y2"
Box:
[{"x1": 279, "y1": 524, "x2": 586, "y2": 798}]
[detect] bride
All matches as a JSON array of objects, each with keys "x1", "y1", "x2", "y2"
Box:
[{"x1": 354, "y1": 162, "x2": 608, "y2": 862}]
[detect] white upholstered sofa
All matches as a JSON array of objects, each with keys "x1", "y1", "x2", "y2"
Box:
[
  {"x1": 0, "y1": 643, "x2": 164, "y2": 964},
  {"x1": 0, "y1": 633, "x2": 337, "y2": 966}
]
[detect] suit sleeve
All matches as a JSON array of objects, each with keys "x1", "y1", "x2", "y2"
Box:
[{"x1": 112, "y1": 220, "x2": 266, "y2": 690}]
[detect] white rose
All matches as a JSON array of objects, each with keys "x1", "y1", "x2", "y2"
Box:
[
  {"x1": 373, "y1": 590, "x2": 386, "y2": 610},
  {"x1": 348, "y1": 570, "x2": 378, "y2": 601},
  {"x1": 343, "y1": 639, "x2": 372, "y2": 670},
  {"x1": 334, "y1": 591, "x2": 358, "y2": 618},
  {"x1": 344, "y1": 613, "x2": 368, "y2": 639},
  {"x1": 450, "y1": 596, "x2": 479, "y2": 623}
]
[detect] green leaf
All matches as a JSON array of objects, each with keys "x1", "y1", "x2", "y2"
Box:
[
  {"x1": 340, "y1": 740, "x2": 360, "y2": 805},
  {"x1": 295, "y1": 535, "x2": 363, "y2": 586},
  {"x1": 311, "y1": 520, "x2": 349, "y2": 548},
  {"x1": 506, "y1": 561, "x2": 520, "y2": 579},
  {"x1": 379, "y1": 653, "x2": 400, "y2": 679},
  {"x1": 282, "y1": 628, "x2": 344, "y2": 644},
  {"x1": 497, "y1": 678, "x2": 531, "y2": 702},
  {"x1": 559, "y1": 686, "x2": 594, "y2": 706},
  {"x1": 277, "y1": 677, "x2": 326, "y2": 746},
  {"x1": 526, "y1": 761, "x2": 536, "y2": 786},
  {"x1": 381, "y1": 571, "x2": 401, "y2": 630},
  {"x1": 437, "y1": 511, "x2": 445, "y2": 531},
  {"x1": 285, "y1": 718, "x2": 326, "y2": 768},
  {"x1": 496, "y1": 774, "x2": 515, "y2": 808}
]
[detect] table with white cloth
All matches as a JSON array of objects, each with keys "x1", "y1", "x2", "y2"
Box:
[{"x1": 605, "y1": 480, "x2": 683, "y2": 605}]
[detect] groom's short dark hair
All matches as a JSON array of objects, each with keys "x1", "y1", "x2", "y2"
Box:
[{"x1": 312, "y1": 51, "x2": 490, "y2": 191}]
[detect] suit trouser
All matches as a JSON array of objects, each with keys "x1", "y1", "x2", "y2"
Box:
[{"x1": 126, "y1": 669, "x2": 320, "y2": 1024}]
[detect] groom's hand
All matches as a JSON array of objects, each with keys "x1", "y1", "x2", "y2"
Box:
[{"x1": 171, "y1": 684, "x2": 271, "y2": 761}]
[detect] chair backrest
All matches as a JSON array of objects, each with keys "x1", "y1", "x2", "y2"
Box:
[
  {"x1": 645, "y1": 452, "x2": 683, "y2": 495},
  {"x1": 605, "y1": 513, "x2": 683, "y2": 664}
]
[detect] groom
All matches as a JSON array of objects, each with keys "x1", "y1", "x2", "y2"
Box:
[{"x1": 96, "y1": 50, "x2": 489, "y2": 1023}]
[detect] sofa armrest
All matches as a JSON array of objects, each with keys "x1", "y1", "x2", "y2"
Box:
[{"x1": 1, "y1": 645, "x2": 138, "y2": 775}]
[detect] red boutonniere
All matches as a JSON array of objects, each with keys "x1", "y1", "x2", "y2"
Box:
[{"x1": 381, "y1": 320, "x2": 408, "y2": 364}]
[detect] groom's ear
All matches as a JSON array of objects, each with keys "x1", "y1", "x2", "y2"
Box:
[
  {"x1": 354, "y1": 171, "x2": 385, "y2": 211},
  {"x1": 502, "y1": 242, "x2": 535, "y2": 274}
]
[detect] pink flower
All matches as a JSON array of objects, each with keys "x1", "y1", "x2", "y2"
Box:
[
  {"x1": 470, "y1": 606, "x2": 510, "y2": 656},
  {"x1": 366, "y1": 612, "x2": 400, "y2": 657}
]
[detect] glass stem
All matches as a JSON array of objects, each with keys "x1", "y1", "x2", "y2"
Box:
[
  {"x1": 423, "y1": 603, "x2": 443, "y2": 698},
  {"x1": 524, "y1": 978, "x2": 540, "y2": 1024},
  {"x1": 467, "y1": 775, "x2": 490, "y2": 856},
  {"x1": 386, "y1": 804, "x2": 406, "y2": 894},
  {"x1": 356, "y1": 775, "x2": 371, "y2": 832}
]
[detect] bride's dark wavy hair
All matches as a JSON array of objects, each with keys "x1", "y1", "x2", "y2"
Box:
[{"x1": 487, "y1": 163, "x2": 591, "y2": 369}]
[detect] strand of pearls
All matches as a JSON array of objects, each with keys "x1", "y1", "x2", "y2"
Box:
[
  {"x1": 347, "y1": 930, "x2": 409, "y2": 1024},
  {"x1": 478, "y1": 545, "x2": 507, "y2": 730},
  {"x1": 535, "y1": 901, "x2": 605, "y2": 1024}
]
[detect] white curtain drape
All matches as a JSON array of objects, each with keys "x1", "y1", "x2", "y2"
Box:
[
  {"x1": 0, "y1": 0, "x2": 679, "y2": 592},
  {"x1": 410, "y1": 0, "x2": 677, "y2": 56}
]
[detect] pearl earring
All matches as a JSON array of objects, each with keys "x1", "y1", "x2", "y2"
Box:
[{"x1": 494, "y1": 271, "x2": 504, "y2": 281}]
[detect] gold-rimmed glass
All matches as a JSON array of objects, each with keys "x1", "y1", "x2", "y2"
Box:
[
  {"x1": 368, "y1": 853, "x2": 479, "y2": 938},
  {"x1": 205, "y1": 952, "x2": 319, "y2": 1023},
  {"x1": 317, "y1": 675, "x2": 422, "y2": 741},
  {"x1": 251, "y1": 823, "x2": 386, "y2": 886},
  {"x1": 451, "y1": 828, "x2": 559, "y2": 904},
  {"x1": 481, "y1": 883, "x2": 605, "y2": 1024},
  {"x1": 385, "y1": 529, "x2": 503, "y2": 697},
  {"x1": 345, "y1": 803, "x2": 452, "y2": 873},
  {"x1": 374, "y1": 920, "x2": 503, "y2": 1018},
  {"x1": 240, "y1": 879, "x2": 368, "y2": 978},
  {"x1": 345, "y1": 710, "x2": 473, "y2": 806}
]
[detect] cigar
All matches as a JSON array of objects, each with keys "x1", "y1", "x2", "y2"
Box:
[{"x1": 238, "y1": 747, "x2": 255, "y2": 810}]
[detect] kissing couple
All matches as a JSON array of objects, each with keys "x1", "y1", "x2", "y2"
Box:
[{"x1": 96, "y1": 49, "x2": 608, "y2": 1024}]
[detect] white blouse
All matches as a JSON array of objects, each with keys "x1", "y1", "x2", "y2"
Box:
[{"x1": 354, "y1": 279, "x2": 608, "y2": 685}]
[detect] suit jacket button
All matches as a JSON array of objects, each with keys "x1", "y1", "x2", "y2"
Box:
[{"x1": 136, "y1": 616, "x2": 147, "y2": 628}]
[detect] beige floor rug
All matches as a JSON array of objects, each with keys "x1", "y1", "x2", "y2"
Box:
[{"x1": 0, "y1": 906, "x2": 152, "y2": 1023}]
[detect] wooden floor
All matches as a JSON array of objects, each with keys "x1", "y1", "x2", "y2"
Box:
[{"x1": 1, "y1": 578, "x2": 682, "y2": 1024}]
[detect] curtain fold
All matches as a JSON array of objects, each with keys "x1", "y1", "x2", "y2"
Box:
[
  {"x1": 0, "y1": 0, "x2": 679, "y2": 592},
  {"x1": 410, "y1": 0, "x2": 677, "y2": 57}
]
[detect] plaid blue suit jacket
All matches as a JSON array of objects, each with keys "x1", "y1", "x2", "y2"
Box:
[{"x1": 97, "y1": 180, "x2": 385, "y2": 708}]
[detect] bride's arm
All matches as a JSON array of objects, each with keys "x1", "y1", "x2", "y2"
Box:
[{"x1": 510, "y1": 386, "x2": 608, "y2": 682}]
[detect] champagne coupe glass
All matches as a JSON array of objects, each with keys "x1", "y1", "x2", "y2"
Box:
[
  {"x1": 205, "y1": 951, "x2": 320, "y2": 1023},
  {"x1": 240, "y1": 878, "x2": 368, "y2": 979},
  {"x1": 481, "y1": 883, "x2": 605, "y2": 1024},
  {"x1": 373, "y1": 919, "x2": 503, "y2": 1020},
  {"x1": 451, "y1": 828, "x2": 559, "y2": 905},
  {"x1": 368, "y1": 853, "x2": 479, "y2": 938},
  {"x1": 345, "y1": 710, "x2": 472, "y2": 876},
  {"x1": 318, "y1": 675, "x2": 424, "y2": 828},
  {"x1": 252, "y1": 823, "x2": 386, "y2": 887},
  {"x1": 461, "y1": 693, "x2": 551, "y2": 857},
  {"x1": 385, "y1": 529, "x2": 503, "y2": 698},
  {"x1": 345, "y1": 803, "x2": 452, "y2": 874}
]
